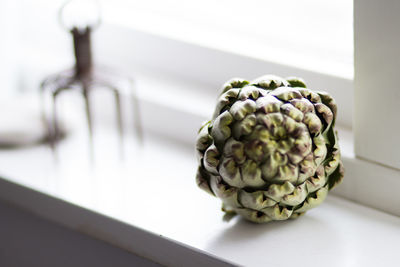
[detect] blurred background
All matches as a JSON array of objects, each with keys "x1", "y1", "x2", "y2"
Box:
[
  {"x1": 1, "y1": 0, "x2": 353, "y2": 98},
  {"x1": 0, "y1": 0, "x2": 353, "y2": 154},
  {"x1": 0, "y1": 0, "x2": 355, "y2": 175}
]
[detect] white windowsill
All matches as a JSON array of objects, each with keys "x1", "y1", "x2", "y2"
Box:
[
  {"x1": 0, "y1": 131, "x2": 399, "y2": 267},
  {"x1": 0, "y1": 69, "x2": 400, "y2": 266}
]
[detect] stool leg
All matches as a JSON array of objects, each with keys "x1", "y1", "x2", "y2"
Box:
[{"x1": 82, "y1": 84, "x2": 94, "y2": 162}]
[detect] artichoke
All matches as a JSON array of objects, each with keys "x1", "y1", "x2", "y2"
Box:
[{"x1": 195, "y1": 75, "x2": 344, "y2": 223}]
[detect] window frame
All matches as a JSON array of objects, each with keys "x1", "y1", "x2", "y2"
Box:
[{"x1": 354, "y1": 0, "x2": 400, "y2": 170}]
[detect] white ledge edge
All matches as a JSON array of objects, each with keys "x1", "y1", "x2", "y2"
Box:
[{"x1": 0, "y1": 178, "x2": 235, "y2": 267}]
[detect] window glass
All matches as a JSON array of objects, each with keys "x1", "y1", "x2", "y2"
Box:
[{"x1": 104, "y1": 0, "x2": 353, "y2": 78}]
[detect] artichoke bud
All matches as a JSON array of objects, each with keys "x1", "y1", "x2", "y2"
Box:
[{"x1": 196, "y1": 74, "x2": 344, "y2": 223}]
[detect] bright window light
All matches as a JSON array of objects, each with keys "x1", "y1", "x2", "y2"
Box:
[{"x1": 103, "y1": 0, "x2": 353, "y2": 79}]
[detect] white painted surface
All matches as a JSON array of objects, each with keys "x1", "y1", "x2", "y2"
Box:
[
  {"x1": 0, "y1": 126, "x2": 399, "y2": 266},
  {"x1": 354, "y1": 0, "x2": 400, "y2": 170},
  {"x1": 0, "y1": 96, "x2": 49, "y2": 147}
]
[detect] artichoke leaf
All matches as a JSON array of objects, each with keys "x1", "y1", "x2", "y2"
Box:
[
  {"x1": 281, "y1": 182, "x2": 308, "y2": 206},
  {"x1": 313, "y1": 134, "x2": 328, "y2": 166},
  {"x1": 261, "y1": 204, "x2": 293, "y2": 220},
  {"x1": 303, "y1": 112, "x2": 323, "y2": 134},
  {"x1": 289, "y1": 98, "x2": 315, "y2": 114},
  {"x1": 314, "y1": 103, "x2": 334, "y2": 129},
  {"x1": 305, "y1": 165, "x2": 326, "y2": 193},
  {"x1": 211, "y1": 111, "x2": 233, "y2": 145},
  {"x1": 282, "y1": 116, "x2": 299, "y2": 136},
  {"x1": 240, "y1": 159, "x2": 267, "y2": 187},
  {"x1": 219, "y1": 157, "x2": 245, "y2": 188},
  {"x1": 229, "y1": 99, "x2": 257, "y2": 120},
  {"x1": 221, "y1": 78, "x2": 249, "y2": 94},
  {"x1": 212, "y1": 89, "x2": 240, "y2": 119},
  {"x1": 271, "y1": 164, "x2": 299, "y2": 184},
  {"x1": 295, "y1": 186, "x2": 328, "y2": 213},
  {"x1": 244, "y1": 139, "x2": 267, "y2": 162},
  {"x1": 196, "y1": 166, "x2": 214, "y2": 196},
  {"x1": 251, "y1": 75, "x2": 289, "y2": 90},
  {"x1": 260, "y1": 113, "x2": 284, "y2": 130},
  {"x1": 261, "y1": 155, "x2": 279, "y2": 180},
  {"x1": 292, "y1": 131, "x2": 312, "y2": 158},
  {"x1": 287, "y1": 152, "x2": 304, "y2": 166},
  {"x1": 325, "y1": 149, "x2": 340, "y2": 175},
  {"x1": 223, "y1": 138, "x2": 246, "y2": 165},
  {"x1": 238, "y1": 190, "x2": 276, "y2": 210},
  {"x1": 238, "y1": 86, "x2": 260, "y2": 100},
  {"x1": 280, "y1": 103, "x2": 304, "y2": 122},
  {"x1": 203, "y1": 144, "x2": 220, "y2": 175},
  {"x1": 264, "y1": 181, "x2": 295, "y2": 202},
  {"x1": 210, "y1": 175, "x2": 241, "y2": 208},
  {"x1": 232, "y1": 114, "x2": 256, "y2": 139},
  {"x1": 255, "y1": 95, "x2": 282, "y2": 113},
  {"x1": 246, "y1": 124, "x2": 272, "y2": 144},
  {"x1": 298, "y1": 88, "x2": 322, "y2": 103},
  {"x1": 318, "y1": 91, "x2": 337, "y2": 118},
  {"x1": 195, "y1": 121, "x2": 212, "y2": 152},
  {"x1": 328, "y1": 161, "x2": 344, "y2": 190},
  {"x1": 270, "y1": 87, "x2": 303, "y2": 101},
  {"x1": 297, "y1": 153, "x2": 317, "y2": 184},
  {"x1": 286, "y1": 77, "x2": 307, "y2": 88},
  {"x1": 276, "y1": 138, "x2": 294, "y2": 155}
]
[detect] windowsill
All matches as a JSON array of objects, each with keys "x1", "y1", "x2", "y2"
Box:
[
  {"x1": 0, "y1": 69, "x2": 399, "y2": 266},
  {"x1": 0, "y1": 129, "x2": 399, "y2": 266}
]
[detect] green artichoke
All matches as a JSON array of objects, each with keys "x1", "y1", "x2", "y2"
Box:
[{"x1": 196, "y1": 75, "x2": 344, "y2": 223}]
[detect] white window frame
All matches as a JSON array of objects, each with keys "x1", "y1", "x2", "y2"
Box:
[{"x1": 354, "y1": 0, "x2": 400, "y2": 170}]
